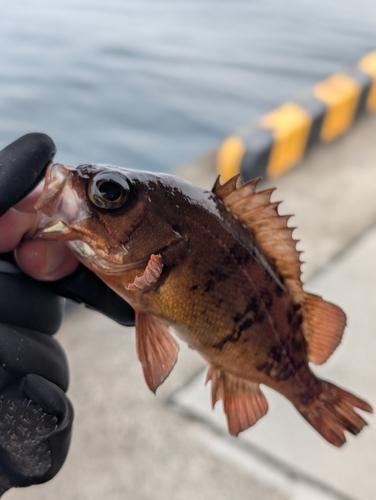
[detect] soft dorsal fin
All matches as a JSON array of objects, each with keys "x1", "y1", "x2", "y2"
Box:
[
  {"x1": 206, "y1": 364, "x2": 268, "y2": 436},
  {"x1": 213, "y1": 176, "x2": 346, "y2": 365},
  {"x1": 136, "y1": 313, "x2": 179, "y2": 393},
  {"x1": 301, "y1": 293, "x2": 346, "y2": 365}
]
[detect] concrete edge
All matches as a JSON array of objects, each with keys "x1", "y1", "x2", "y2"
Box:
[
  {"x1": 217, "y1": 50, "x2": 376, "y2": 182},
  {"x1": 168, "y1": 391, "x2": 356, "y2": 500}
]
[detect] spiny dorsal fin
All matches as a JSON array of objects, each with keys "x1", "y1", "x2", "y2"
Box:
[
  {"x1": 136, "y1": 313, "x2": 179, "y2": 393},
  {"x1": 218, "y1": 176, "x2": 303, "y2": 301},
  {"x1": 215, "y1": 176, "x2": 346, "y2": 365},
  {"x1": 206, "y1": 364, "x2": 268, "y2": 436},
  {"x1": 212, "y1": 174, "x2": 240, "y2": 201}
]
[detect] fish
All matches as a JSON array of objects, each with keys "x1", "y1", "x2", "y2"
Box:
[{"x1": 32, "y1": 162, "x2": 373, "y2": 446}]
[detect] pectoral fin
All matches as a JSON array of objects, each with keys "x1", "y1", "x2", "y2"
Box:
[
  {"x1": 206, "y1": 364, "x2": 268, "y2": 436},
  {"x1": 126, "y1": 254, "x2": 163, "y2": 291},
  {"x1": 136, "y1": 313, "x2": 179, "y2": 393}
]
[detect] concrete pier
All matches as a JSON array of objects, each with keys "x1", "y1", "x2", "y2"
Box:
[{"x1": 7, "y1": 113, "x2": 376, "y2": 500}]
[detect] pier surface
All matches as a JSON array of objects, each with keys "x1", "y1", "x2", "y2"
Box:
[{"x1": 8, "y1": 113, "x2": 376, "y2": 500}]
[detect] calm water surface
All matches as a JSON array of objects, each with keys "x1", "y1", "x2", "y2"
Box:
[{"x1": 1, "y1": 1, "x2": 376, "y2": 171}]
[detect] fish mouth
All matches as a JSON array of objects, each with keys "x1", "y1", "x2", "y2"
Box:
[
  {"x1": 67, "y1": 240, "x2": 149, "y2": 275},
  {"x1": 29, "y1": 218, "x2": 69, "y2": 238},
  {"x1": 34, "y1": 162, "x2": 69, "y2": 216},
  {"x1": 29, "y1": 163, "x2": 90, "y2": 239},
  {"x1": 27, "y1": 226, "x2": 149, "y2": 275}
]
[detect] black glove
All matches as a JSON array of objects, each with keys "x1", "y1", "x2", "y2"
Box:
[
  {"x1": 0, "y1": 133, "x2": 72, "y2": 495},
  {"x1": 0, "y1": 258, "x2": 72, "y2": 494},
  {"x1": 0, "y1": 133, "x2": 135, "y2": 495}
]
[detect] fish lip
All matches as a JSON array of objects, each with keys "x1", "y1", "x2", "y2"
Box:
[
  {"x1": 93, "y1": 255, "x2": 149, "y2": 275},
  {"x1": 22, "y1": 217, "x2": 69, "y2": 240},
  {"x1": 34, "y1": 162, "x2": 90, "y2": 227},
  {"x1": 67, "y1": 239, "x2": 149, "y2": 275},
  {"x1": 25, "y1": 219, "x2": 69, "y2": 240}
]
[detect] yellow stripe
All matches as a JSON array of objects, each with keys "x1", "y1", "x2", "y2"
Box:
[
  {"x1": 359, "y1": 51, "x2": 376, "y2": 111},
  {"x1": 217, "y1": 136, "x2": 246, "y2": 182},
  {"x1": 313, "y1": 74, "x2": 360, "y2": 142},
  {"x1": 261, "y1": 103, "x2": 311, "y2": 178}
]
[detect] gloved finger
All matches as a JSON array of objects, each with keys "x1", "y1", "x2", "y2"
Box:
[
  {"x1": 0, "y1": 259, "x2": 64, "y2": 335},
  {"x1": 24, "y1": 374, "x2": 72, "y2": 425},
  {"x1": 0, "y1": 133, "x2": 56, "y2": 217},
  {"x1": 0, "y1": 374, "x2": 73, "y2": 491},
  {"x1": 0, "y1": 388, "x2": 58, "y2": 492},
  {"x1": 23, "y1": 374, "x2": 73, "y2": 483},
  {"x1": 47, "y1": 264, "x2": 135, "y2": 327},
  {"x1": 0, "y1": 324, "x2": 69, "y2": 391}
]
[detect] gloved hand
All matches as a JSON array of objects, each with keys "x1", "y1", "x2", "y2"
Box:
[
  {"x1": 0, "y1": 256, "x2": 72, "y2": 495},
  {"x1": 0, "y1": 133, "x2": 135, "y2": 495},
  {"x1": 0, "y1": 133, "x2": 73, "y2": 495}
]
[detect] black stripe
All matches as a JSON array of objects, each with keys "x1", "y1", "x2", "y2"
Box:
[
  {"x1": 240, "y1": 129, "x2": 274, "y2": 181},
  {"x1": 343, "y1": 68, "x2": 373, "y2": 119},
  {"x1": 298, "y1": 97, "x2": 327, "y2": 151}
]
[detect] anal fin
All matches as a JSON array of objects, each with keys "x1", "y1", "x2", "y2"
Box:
[
  {"x1": 206, "y1": 365, "x2": 268, "y2": 436},
  {"x1": 302, "y1": 293, "x2": 346, "y2": 365},
  {"x1": 136, "y1": 313, "x2": 179, "y2": 393}
]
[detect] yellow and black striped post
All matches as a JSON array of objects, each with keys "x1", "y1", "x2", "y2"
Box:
[{"x1": 217, "y1": 51, "x2": 376, "y2": 182}]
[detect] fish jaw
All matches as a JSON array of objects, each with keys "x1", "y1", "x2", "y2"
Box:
[
  {"x1": 31, "y1": 162, "x2": 91, "y2": 239},
  {"x1": 67, "y1": 239, "x2": 149, "y2": 275}
]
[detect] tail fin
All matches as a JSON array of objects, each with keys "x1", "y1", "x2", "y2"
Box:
[{"x1": 298, "y1": 381, "x2": 373, "y2": 447}]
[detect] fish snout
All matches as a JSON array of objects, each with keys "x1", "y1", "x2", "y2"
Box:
[{"x1": 32, "y1": 163, "x2": 89, "y2": 238}]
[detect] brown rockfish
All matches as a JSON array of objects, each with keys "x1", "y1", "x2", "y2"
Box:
[{"x1": 32, "y1": 162, "x2": 372, "y2": 446}]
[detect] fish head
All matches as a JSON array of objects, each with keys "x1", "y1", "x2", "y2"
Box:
[{"x1": 32, "y1": 163, "x2": 184, "y2": 274}]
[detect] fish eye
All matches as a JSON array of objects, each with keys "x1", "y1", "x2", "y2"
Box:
[{"x1": 88, "y1": 171, "x2": 131, "y2": 210}]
